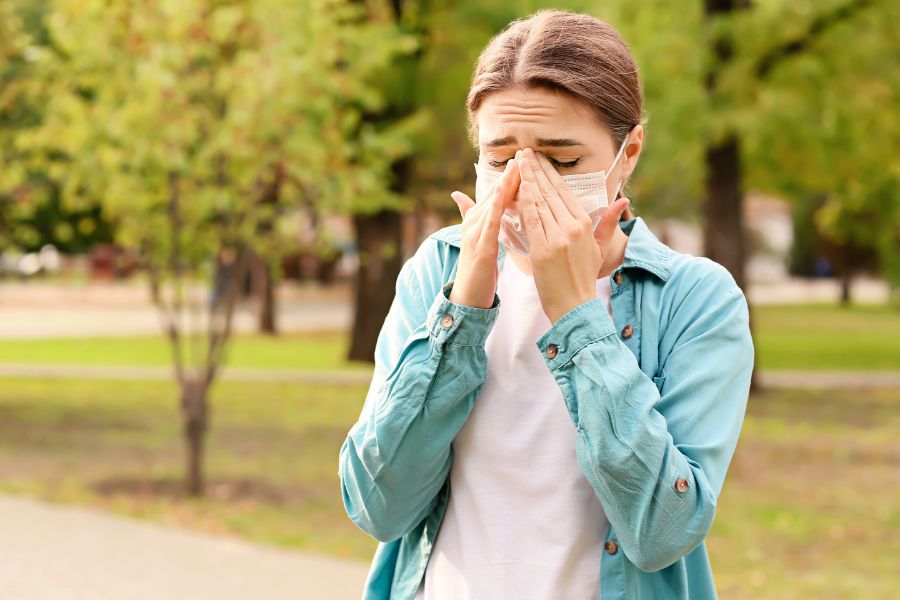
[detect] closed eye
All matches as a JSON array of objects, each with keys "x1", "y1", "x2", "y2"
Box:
[{"x1": 488, "y1": 157, "x2": 581, "y2": 169}]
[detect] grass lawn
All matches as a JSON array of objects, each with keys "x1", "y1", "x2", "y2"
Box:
[
  {"x1": 0, "y1": 377, "x2": 897, "y2": 598},
  {"x1": 0, "y1": 331, "x2": 370, "y2": 372},
  {"x1": 0, "y1": 303, "x2": 897, "y2": 373},
  {"x1": 752, "y1": 303, "x2": 900, "y2": 371},
  {"x1": 0, "y1": 377, "x2": 378, "y2": 561}
]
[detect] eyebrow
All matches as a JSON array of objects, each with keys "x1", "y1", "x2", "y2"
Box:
[{"x1": 483, "y1": 136, "x2": 585, "y2": 148}]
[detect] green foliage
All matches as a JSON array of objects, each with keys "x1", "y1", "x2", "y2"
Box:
[
  {"x1": 0, "y1": 0, "x2": 39, "y2": 249},
  {"x1": 738, "y1": 0, "x2": 900, "y2": 289},
  {"x1": 2, "y1": 0, "x2": 896, "y2": 286},
  {"x1": 13, "y1": 0, "x2": 416, "y2": 276}
]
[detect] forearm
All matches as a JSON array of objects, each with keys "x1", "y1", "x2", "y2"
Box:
[
  {"x1": 340, "y1": 282, "x2": 499, "y2": 542},
  {"x1": 537, "y1": 297, "x2": 750, "y2": 572}
]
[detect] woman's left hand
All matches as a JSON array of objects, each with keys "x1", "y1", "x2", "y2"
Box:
[{"x1": 516, "y1": 147, "x2": 631, "y2": 324}]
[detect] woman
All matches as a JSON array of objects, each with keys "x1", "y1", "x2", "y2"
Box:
[{"x1": 339, "y1": 9, "x2": 753, "y2": 600}]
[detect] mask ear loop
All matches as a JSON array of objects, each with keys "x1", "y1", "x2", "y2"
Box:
[{"x1": 606, "y1": 128, "x2": 634, "y2": 202}]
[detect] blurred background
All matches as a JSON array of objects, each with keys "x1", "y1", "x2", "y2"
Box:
[{"x1": 0, "y1": 0, "x2": 897, "y2": 598}]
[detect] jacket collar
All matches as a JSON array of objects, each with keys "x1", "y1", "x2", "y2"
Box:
[{"x1": 428, "y1": 215, "x2": 673, "y2": 282}]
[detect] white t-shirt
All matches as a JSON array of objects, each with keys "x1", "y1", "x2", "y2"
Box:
[{"x1": 414, "y1": 255, "x2": 613, "y2": 600}]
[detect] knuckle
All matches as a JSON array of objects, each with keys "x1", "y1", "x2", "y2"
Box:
[
  {"x1": 563, "y1": 223, "x2": 581, "y2": 238},
  {"x1": 576, "y1": 214, "x2": 592, "y2": 228},
  {"x1": 548, "y1": 240, "x2": 566, "y2": 253},
  {"x1": 525, "y1": 215, "x2": 543, "y2": 230},
  {"x1": 534, "y1": 248, "x2": 553, "y2": 263}
]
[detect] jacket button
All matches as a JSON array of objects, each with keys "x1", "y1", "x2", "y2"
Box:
[
  {"x1": 621, "y1": 324, "x2": 634, "y2": 339},
  {"x1": 613, "y1": 271, "x2": 624, "y2": 285},
  {"x1": 441, "y1": 314, "x2": 454, "y2": 328},
  {"x1": 604, "y1": 540, "x2": 619, "y2": 555},
  {"x1": 675, "y1": 478, "x2": 690, "y2": 493},
  {"x1": 546, "y1": 344, "x2": 559, "y2": 359}
]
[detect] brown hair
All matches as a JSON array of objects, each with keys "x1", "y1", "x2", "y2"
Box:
[{"x1": 466, "y1": 10, "x2": 645, "y2": 219}]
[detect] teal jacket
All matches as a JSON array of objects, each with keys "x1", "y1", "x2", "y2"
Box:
[{"x1": 339, "y1": 216, "x2": 754, "y2": 599}]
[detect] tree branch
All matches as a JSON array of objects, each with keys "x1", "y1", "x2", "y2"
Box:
[{"x1": 756, "y1": 0, "x2": 874, "y2": 79}]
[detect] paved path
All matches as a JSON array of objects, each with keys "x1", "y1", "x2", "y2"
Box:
[
  {"x1": 755, "y1": 371, "x2": 900, "y2": 389},
  {"x1": 0, "y1": 277, "x2": 890, "y2": 339},
  {"x1": 0, "y1": 363, "x2": 898, "y2": 389},
  {"x1": 0, "y1": 363, "x2": 375, "y2": 385},
  {"x1": 0, "y1": 493, "x2": 369, "y2": 600},
  {"x1": 0, "y1": 281, "x2": 352, "y2": 339}
]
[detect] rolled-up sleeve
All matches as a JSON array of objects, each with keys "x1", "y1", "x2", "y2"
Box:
[
  {"x1": 535, "y1": 261, "x2": 754, "y2": 572},
  {"x1": 339, "y1": 239, "x2": 500, "y2": 543}
]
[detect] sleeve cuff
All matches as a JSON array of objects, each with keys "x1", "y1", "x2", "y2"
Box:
[
  {"x1": 426, "y1": 280, "x2": 500, "y2": 346},
  {"x1": 536, "y1": 297, "x2": 617, "y2": 369}
]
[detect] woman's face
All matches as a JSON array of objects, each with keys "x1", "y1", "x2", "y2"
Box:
[{"x1": 475, "y1": 86, "x2": 643, "y2": 193}]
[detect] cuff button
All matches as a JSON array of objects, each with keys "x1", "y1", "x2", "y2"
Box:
[
  {"x1": 604, "y1": 540, "x2": 619, "y2": 555},
  {"x1": 675, "y1": 478, "x2": 690, "y2": 493},
  {"x1": 441, "y1": 314, "x2": 454, "y2": 328},
  {"x1": 546, "y1": 344, "x2": 559, "y2": 359}
]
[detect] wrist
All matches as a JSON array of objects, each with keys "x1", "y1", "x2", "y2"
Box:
[
  {"x1": 546, "y1": 294, "x2": 596, "y2": 325},
  {"x1": 449, "y1": 284, "x2": 495, "y2": 309}
]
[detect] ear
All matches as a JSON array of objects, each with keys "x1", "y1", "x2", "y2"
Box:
[{"x1": 621, "y1": 124, "x2": 645, "y2": 180}]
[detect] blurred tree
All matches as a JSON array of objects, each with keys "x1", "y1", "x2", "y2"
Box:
[
  {"x1": 342, "y1": 0, "x2": 430, "y2": 362},
  {"x1": 1, "y1": 0, "x2": 116, "y2": 254},
  {"x1": 742, "y1": 0, "x2": 899, "y2": 302},
  {"x1": 608, "y1": 0, "x2": 891, "y2": 292},
  {"x1": 17, "y1": 0, "x2": 410, "y2": 495},
  {"x1": 0, "y1": 0, "x2": 41, "y2": 250}
]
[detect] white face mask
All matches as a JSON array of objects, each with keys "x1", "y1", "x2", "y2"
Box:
[{"x1": 473, "y1": 136, "x2": 629, "y2": 256}]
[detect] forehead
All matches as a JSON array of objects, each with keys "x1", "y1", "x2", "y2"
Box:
[{"x1": 476, "y1": 86, "x2": 607, "y2": 145}]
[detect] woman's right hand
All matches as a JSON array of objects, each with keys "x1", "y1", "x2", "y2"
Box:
[{"x1": 448, "y1": 157, "x2": 520, "y2": 308}]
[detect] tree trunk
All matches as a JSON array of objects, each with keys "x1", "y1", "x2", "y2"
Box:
[
  {"x1": 703, "y1": 134, "x2": 746, "y2": 291},
  {"x1": 248, "y1": 250, "x2": 277, "y2": 334},
  {"x1": 348, "y1": 209, "x2": 403, "y2": 362},
  {"x1": 260, "y1": 263, "x2": 276, "y2": 333},
  {"x1": 703, "y1": 135, "x2": 760, "y2": 391},
  {"x1": 840, "y1": 269, "x2": 853, "y2": 306},
  {"x1": 181, "y1": 378, "x2": 209, "y2": 497}
]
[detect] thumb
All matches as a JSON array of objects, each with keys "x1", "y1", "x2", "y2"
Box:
[
  {"x1": 451, "y1": 191, "x2": 475, "y2": 218},
  {"x1": 594, "y1": 197, "x2": 631, "y2": 243}
]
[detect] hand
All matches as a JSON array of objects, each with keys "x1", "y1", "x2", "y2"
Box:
[
  {"x1": 447, "y1": 157, "x2": 521, "y2": 308},
  {"x1": 516, "y1": 147, "x2": 631, "y2": 324}
]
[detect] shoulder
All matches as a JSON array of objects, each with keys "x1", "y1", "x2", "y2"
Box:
[
  {"x1": 661, "y1": 250, "x2": 749, "y2": 324},
  {"x1": 427, "y1": 223, "x2": 463, "y2": 248},
  {"x1": 668, "y1": 252, "x2": 742, "y2": 296},
  {"x1": 394, "y1": 224, "x2": 461, "y2": 303}
]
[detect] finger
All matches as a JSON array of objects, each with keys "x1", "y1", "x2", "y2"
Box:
[
  {"x1": 468, "y1": 194, "x2": 493, "y2": 231},
  {"x1": 451, "y1": 191, "x2": 475, "y2": 218},
  {"x1": 518, "y1": 152, "x2": 561, "y2": 240},
  {"x1": 530, "y1": 151, "x2": 577, "y2": 226},
  {"x1": 532, "y1": 151, "x2": 586, "y2": 221},
  {"x1": 480, "y1": 158, "x2": 516, "y2": 242},
  {"x1": 468, "y1": 159, "x2": 512, "y2": 225},
  {"x1": 594, "y1": 197, "x2": 631, "y2": 244},
  {"x1": 517, "y1": 160, "x2": 550, "y2": 251},
  {"x1": 494, "y1": 156, "x2": 521, "y2": 211}
]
